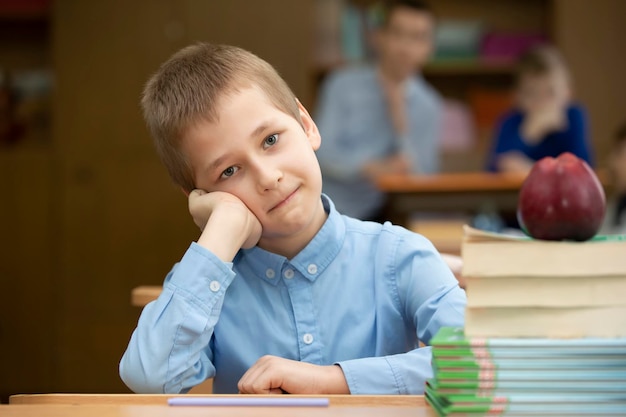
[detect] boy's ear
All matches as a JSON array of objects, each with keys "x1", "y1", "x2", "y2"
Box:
[{"x1": 296, "y1": 99, "x2": 321, "y2": 151}]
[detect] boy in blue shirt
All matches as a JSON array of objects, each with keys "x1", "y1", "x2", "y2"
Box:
[
  {"x1": 119, "y1": 43, "x2": 465, "y2": 395},
  {"x1": 487, "y1": 45, "x2": 593, "y2": 173}
]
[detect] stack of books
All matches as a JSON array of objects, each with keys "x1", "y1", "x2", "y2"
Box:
[
  {"x1": 425, "y1": 227, "x2": 626, "y2": 416},
  {"x1": 461, "y1": 226, "x2": 626, "y2": 338},
  {"x1": 426, "y1": 327, "x2": 626, "y2": 416}
]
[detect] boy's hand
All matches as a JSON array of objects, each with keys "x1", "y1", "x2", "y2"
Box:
[
  {"x1": 188, "y1": 190, "x2": 262, "y2": 261},
  {"x1": 237, "y1": 355, "x2": 350, "y2": 395}
]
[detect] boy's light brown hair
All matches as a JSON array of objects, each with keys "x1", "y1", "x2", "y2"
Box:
[
  {"x1": 142, "y1": 43, "x2": 302, "y2": 192},
  {"x1": 516, "y1": 44, "x2": 570, "y2": 82}
]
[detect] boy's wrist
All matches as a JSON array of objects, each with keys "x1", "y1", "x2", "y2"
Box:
[
  {"x1": 322, "y1": 365, "x2": 350, "y2": 394},
  {"x1": 196, "y1": 210, "x2": 250, "y2": 262}
]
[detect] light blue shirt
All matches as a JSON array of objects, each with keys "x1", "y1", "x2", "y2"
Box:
[
  {"x1": 119, "y1": 196, "x2": 465, "y2": 394},
  {"x1": 315, "y1": 66, "x2": 442, "y2": 219}
]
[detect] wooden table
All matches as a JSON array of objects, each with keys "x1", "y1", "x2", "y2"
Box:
[
  {"x1": 6, "y1": 394, "x2": 435, "y2": 417},
  {"x1": 131, "y1": 285, "x2": 162, "y2": 307},
  {"x1": 376, "y1": 172, "x2": 528, "y2": 226},
  {"x1": 376, "y1": 170, "x2": 610, "y2": 225}
]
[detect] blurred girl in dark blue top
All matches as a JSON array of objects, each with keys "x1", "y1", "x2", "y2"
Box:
[{"x1": 486, "y1": 45, "x2": 594, "y2": 173}]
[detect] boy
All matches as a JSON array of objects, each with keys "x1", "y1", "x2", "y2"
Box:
[
  {"x1": 487, "y1": 45, "x2": 593, "y2": 173},
  {"x1": 315, "y1": 0, "x2": 441, "y2": 221},
  {"x1": 119, "y1": 43, "x2": 465, "y2": 395}
]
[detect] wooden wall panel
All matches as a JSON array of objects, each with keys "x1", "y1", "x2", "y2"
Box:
[
  {"x1": 51, "y1": 0, "x2": 313, "y2": 394},
  {"x1": 52, "y1": 0, "x2": 196, "y2": 393},
  {"x1": 0, "y1": 150, "x2": 55, "y2": 400},
  {"x1": 553, "y1": 0, "x2": 626, "y2": 165},
  {"x1": 184, "y1": 0, "x2": 314, "y2": 108}
]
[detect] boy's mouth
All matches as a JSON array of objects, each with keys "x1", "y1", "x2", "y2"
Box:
[{"x1": 269, "y1": 187, "x2": 300, "y2": 212}]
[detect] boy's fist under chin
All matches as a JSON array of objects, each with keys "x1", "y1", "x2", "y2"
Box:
[{"x1": 189, "y1": 190, "x2": 262, "y2": 254}]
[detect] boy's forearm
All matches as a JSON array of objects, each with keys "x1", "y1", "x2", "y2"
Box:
[
  {"x1": 197, "y1": 219, "x2": 246, "y2": 262},
  {"x1": 196, "y1": 205, "x2": 255, "y2": 262},
  {"x1": 120, "y1": 244, "x2": 234, "y2": 393}
]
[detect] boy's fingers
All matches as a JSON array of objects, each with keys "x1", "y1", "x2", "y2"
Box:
[{"x1": 189, "y1": 189, "x2": 206, "y2": 197}]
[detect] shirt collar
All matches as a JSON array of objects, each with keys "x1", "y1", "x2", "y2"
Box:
[{"x1": 237, "y1": 194, "x2": 345, "y2": 284}]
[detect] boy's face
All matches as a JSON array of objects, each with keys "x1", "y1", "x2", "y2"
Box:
[
  {"x1": 517, "y1": 71, "x2": 571, "y2": 113},
  {"x1": 181, "y1": 86, "x2": 326, "y2": 247},
  {"x1": 376, "y1": 6, "x2": 434, "y2": 80}
]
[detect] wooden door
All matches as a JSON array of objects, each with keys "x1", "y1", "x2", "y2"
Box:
[
  {"x1": 52, "y1": 0, "x2": 313, "y2": 393},
  {"x1": 52, "y1": 0, "x2": 197, "y2": 393}
]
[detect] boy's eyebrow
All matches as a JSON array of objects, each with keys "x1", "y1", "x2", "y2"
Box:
[
  {"x1": 249, "y1": 120, "x2": 273, "y2": 140},
  {"x1": 206, "y1": 120, "x2": 275, "y2": 173},
  {"x1": 207, "y1": 154, "x2": 229, "y2": 174}
]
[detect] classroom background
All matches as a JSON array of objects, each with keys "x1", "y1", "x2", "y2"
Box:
[{"x1": 0, "y1": 0, "x2": 625, "y2": 402}]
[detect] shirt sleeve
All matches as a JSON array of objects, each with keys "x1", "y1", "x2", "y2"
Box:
[
  {"x1": 119, "y1": 242, "x2": 235, "y2": 393},
  {"x1": 336, "y1": 231, "x2": 466, "y2": 394},
  {"x1": 565, "y1": 105, "x2": 594, "y2": 166},
  {"x1": 314, "y1": 72, "x2": 366, "y2": 181}
]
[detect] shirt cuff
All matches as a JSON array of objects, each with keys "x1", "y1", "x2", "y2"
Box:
[
  {"x1": 166, "y1": 242, "x2": 236, "y2": 309},
  {"x1": 336, "y1": 347, "x2": 434, "y2": 394}
]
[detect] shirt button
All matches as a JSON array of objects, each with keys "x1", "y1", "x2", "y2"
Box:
[
  {"x1": 265, "y1": 268, "x2": 275, "y2": 279},
  {"x1": 303, "y1": 333, "x2": 314, "y2": 344},
  {"x1": 283, "y1": 269, "x2": 295, "y2": 279},
  {"x1": 307, "y1": 264, "x2": 318, "y2": 275},
  {"x1": 209, "y1": 280, "x2": 221, "y2": 292}
]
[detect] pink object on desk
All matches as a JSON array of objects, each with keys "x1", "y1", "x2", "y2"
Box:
[{"x1": 439, "y1": 99, "x2": 475, "y2": 152}]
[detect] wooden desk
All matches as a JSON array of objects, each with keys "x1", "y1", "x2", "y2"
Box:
[
  {"x1": 0, "y1": 403, "x2": 434, "y2": 417},
  {"x1": 131, "y1": 285, "x2": 162, "y2": 307},
  {"x1": 6, "y1": 395, "x2": 435, "y2": 417},
  {"x1": 376, "y1": 172, "x2": 527, "y2": 226},
  {"x1": 9, "y1": 394, "x2": 424, "y2": 407},
  {"x1": 377, "y1": 170, "x2": 610, "y2": 226}
]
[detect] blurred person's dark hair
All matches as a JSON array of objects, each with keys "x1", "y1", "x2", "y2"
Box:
[
  {"x1": 516, "y1": 44, "x2": 570, "y2": 82},
  {"x1": 377, "y1": 0, "x2": 434, "y2": 27}
]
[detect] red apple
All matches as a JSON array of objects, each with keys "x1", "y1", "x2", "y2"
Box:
[{"x1": 517, "y1": 152, "x2": 606, "y2": 241}]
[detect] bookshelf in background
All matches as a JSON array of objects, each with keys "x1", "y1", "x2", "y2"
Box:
[
  {"x1": 311, "y1": 0, "x2": 552, "y2": 172},
  {"x1": 0, "y1": 0, "x2": 53, "y2": 152}
]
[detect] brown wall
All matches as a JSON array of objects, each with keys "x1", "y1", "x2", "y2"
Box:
[
  {"x1": 554, "y1": 0, "x2": 626, "y2": 165},
  {"x1": 0, "y1": 0, "x2": 313, "y2": 400}
]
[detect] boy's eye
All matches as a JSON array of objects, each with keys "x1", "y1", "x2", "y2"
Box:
[
  {"x1": 220, "y1": 166, "x2": 239, "y2": 179},
  {"x1": 263, "y1": 134, "x2": 279, "y2": 149}
]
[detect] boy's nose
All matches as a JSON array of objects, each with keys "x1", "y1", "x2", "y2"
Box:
[{"x1": 256, "y1": 165, "x2": 282, "y2": 192}]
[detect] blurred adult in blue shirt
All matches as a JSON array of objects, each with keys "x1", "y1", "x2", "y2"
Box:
[{"x1": 316, "y1": 0, "x2": 442, "y2": 221}]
